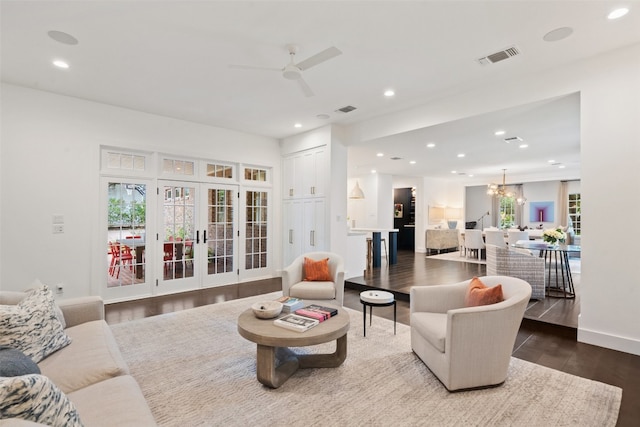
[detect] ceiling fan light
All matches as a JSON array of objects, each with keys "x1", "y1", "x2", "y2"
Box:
[{"x1": 282, "y1": 65, "x2": 301, "y2": 80}]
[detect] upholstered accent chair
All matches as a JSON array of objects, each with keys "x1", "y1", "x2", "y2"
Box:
[
  {"x1": 281, "y1": 252, "x2": 345, "y2": 306},
  {"x1": 410, "y1": 276, "x2": 531, "y2": 391},
  {"x1": 486, "y1": 244, "x2": 545, "y2": 299}
]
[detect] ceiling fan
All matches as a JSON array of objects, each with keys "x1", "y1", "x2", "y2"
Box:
[{"x1": 229, "y1": 44, "x2": 342, "y2": 97}]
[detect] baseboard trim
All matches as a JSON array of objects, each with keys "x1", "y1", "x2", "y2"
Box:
[{"x1": 578, "y1": 327, "x2": 640, "y2": 356}]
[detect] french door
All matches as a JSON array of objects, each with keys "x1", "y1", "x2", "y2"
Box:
[
  {"x1": 156, "y1": 180, "x2": 239, "y2": 293},
  {"x1": 103, "y1": 178, "x2": 268, "y2": 300},
  {"x1": 103, "y1": 178, "x2": 154, "y2": 301}
]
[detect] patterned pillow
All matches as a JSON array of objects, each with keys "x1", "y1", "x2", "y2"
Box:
[
  {"x1": 0, "y1": 374, "x2": 83, "y2": 427},
  {"x1": 0, "y1": 285, "x2": 71, "y2": 363}
]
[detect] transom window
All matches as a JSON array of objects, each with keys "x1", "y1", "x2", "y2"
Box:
[
  {"x1": 106, "y1": 152, "x2": 146, "y2": 171},
  {"x1": 163, "y1": 158, "x2": 195, "y2": 176},
  {"x1": 207, "y1": 163, "x2": 233, "y2": 179},
  {"x1": 244, "y1": 167, "x2": 268, "y2": 182}
]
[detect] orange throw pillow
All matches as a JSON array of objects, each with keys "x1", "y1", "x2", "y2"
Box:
[
  {"x1": 303, "y1": 257, "x2": 333, "y2": 281},
  {"x1": 464, "y1": 277, "x2": 505, "y2": 307}
]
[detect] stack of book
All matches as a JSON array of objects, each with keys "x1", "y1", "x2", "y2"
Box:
[
  {"x1": 294, "y1": 304, "x2": 338, "y2": 322},
  {"x1": 275, "y1": 296, "x2": 304, "y2": 313},
  {"x1": 273, "y1": 304, "x2": 339, "y2": 333}
]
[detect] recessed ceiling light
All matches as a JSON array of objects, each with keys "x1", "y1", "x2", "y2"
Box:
[
  {"x1": 451, "y1": 170, "x2": 457, "y2": 174},
  {"x1": 543, "y1": 27, "x2": 573, "y2": 42},
  {"x1": 519, "y1": 144, "x2": 529, "y2": 149},
  {"x1": 457, "y1": 153, "x2": 465, "y2": 158},
  {"x1": 53, "y1": 60, "x2": 69, "y2": 69},
  {"x1": 468, "y1": 174, "x2": 474, "y2": 177},
  {"x1": 384, "y1": 89, "x2": 395, "y2": 97},
  {"x1": 559, "y1": 165, "x2": 566, "y2": 169},
  {"x1": 426, "y1": 143, "x2": 436, "y2": 148},
  {"x1": 548, "y1": 159, "x2": 555, "y2": 163},
  {"x1": 48, "y1": 30, "x2": 79, "y2": 45},
  {"x1": 371, "y1": 169, "x2": 377, "y2": 174},
  {"x1": 294, "y1": 123, "x2": 302, "y2": 128},
  {"x1": 494, "y1": 130, "x2": 506, "y2": 136},
  {"x1": 409, "y1": 160, "x2": 416, "y2": 165},
  {"x1": 377, "y1": 153, "x2": 384, "y2": 157},
  {"x1": 608, "y1": 8, "x2": 629, "y2": 20}
]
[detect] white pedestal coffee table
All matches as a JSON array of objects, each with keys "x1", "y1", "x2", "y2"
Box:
[
  {"x1": 360, "y1": 290, "x2": 396, "y2": 337},
  {"x1": 237, "y1": 306, "x2": 349, "y2": 388}
]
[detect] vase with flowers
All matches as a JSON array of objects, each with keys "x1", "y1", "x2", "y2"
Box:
[{"x1": 542, "y1": 228, "x2": 567, "y2": 245}]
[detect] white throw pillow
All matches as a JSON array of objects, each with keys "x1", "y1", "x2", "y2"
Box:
[
  {"x1": 0, "y1": 374, "x2": 83, "y2": 427},
  {"x1": 0, "y1": 285, "x2": 71, "y2": 363}
]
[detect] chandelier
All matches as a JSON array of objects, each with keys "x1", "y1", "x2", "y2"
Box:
[{"x1": 487, "y1": 169, "x2": 514, "y2": 198}]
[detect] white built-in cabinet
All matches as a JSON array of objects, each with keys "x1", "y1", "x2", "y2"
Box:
[{"x1": 282, "y1": 146, "x2": 328, "y2": 266}]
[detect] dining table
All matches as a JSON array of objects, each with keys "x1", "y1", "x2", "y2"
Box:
[
  {"x1": 350, "y1": 228, "x2": 399, "y2": 268},
  {"x1": 513, "y1": 240, "x2": 580, "y2": 298}
]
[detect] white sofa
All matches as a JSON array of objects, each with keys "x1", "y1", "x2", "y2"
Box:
[
  {"x1": 0, "y1": 291, "x2": 156, "y2": 426},
  {"x1": 410, "y1": 276, "x2": 531, "y2": 391}
]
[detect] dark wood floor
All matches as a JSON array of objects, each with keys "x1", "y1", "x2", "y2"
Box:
[
  {"x1": 346, "y1": 249, "x2": 580, "y2": 328},
  {"x1": 105, "y1": 256, "x2": 639, "y2": 427}
]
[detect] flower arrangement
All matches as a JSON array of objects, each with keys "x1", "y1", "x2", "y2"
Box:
[{"x1": 542, "y1": 228, "x2": 566, "y2": 245}]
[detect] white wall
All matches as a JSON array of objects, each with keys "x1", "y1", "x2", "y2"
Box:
[
  {"x1": 1, "y1": 84, "x2": 281, "y2": 298},
  {"x1": 343, "y1": 43, "x2": 640, "y2": 356}
]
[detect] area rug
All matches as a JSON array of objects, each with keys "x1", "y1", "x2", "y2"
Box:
[{"x1": 111, "y1": 292, "x2": 619, "y2": 427}]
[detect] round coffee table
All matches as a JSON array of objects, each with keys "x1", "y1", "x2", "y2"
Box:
[
  {"x1": 237, "y1": 305, "x2": 350, "y2": 388},
  {"x1": 360, "y1": 290, "x2": 396, "y2": 337}
]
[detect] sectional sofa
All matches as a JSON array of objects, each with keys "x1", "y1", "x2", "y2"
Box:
[{"x1": 0, "y1": 289, "x2": 156, "y2": 426}]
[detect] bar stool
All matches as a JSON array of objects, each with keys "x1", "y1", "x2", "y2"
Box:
[{"x1": 366, "y1": 237, "x2": 388, "y2": 267}]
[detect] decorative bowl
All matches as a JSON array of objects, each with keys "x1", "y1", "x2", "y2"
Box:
[{"x1": 251, "y1": 301, "x2": 283, "y2": 319}]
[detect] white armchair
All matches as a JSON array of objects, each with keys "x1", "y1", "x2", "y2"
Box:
[
  {"x1": 410, "y1": 276, "x2": 531, "y2": 391},
  {"x1": 281, "y1": 252, "x2": 345, "y2": 306}
]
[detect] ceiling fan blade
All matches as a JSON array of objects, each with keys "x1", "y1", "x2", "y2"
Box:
[
  {"x1": 297, "y1": 78, "x2": 315, "y2": 97},
  {"x1": 296, "y1": 46, "x2": 342, "y2": 71},
  {"x1": 228, "y1": 64, "x2": 281, "y2": 72}
]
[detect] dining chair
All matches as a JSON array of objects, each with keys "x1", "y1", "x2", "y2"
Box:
[
  {"x1": 464, "y1": 229, "x2": 485, "y2": 260},
  {"x1": 485, "y1": 230, "x2": 507, "y2": 248},
  {"x1": 507, "y1": 230, "x2": 529, "y2": 246},
  {"x1": 109, "y1": 242, "x2": 133, "y2": 278},
  {"x1": 457, "y1": 230, "x2": 466, "y2": 257}
]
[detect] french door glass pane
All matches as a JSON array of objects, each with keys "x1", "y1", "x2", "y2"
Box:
[
  {"x1": 107, "y1": 182, "x2": 146, "y2": 288},
  {"x1": 245, "y1": 191, "x2": 268, "y2": 270},
  {"x1": 163, "y1": 185, "x2": 196, "y2": 281},
  {"x1": 207, "y1": 189, "x2": 234, "y2": 274}
]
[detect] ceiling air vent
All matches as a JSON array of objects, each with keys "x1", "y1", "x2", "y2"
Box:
[
  {"x1": 390, "y1": 157, "x2": 403, "y2": 160},
  {"x1": 504, "y1": 136, "x2": 523, "y2": 143},
  {"x1": 477, "y1": 45, "x2": 520, "y2": 65},
  {"x1": 335, "y1": 105, "x2": 357, "y2": 113}
]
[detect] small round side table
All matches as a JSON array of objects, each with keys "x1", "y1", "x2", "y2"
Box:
[{"x1": 359, "y1": 290, "x2": 396, "y2": 337}]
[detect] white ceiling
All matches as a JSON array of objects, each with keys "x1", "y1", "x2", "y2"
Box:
[{"x1": 2, "y1": 1, "x2": 640, "y2": 183}]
